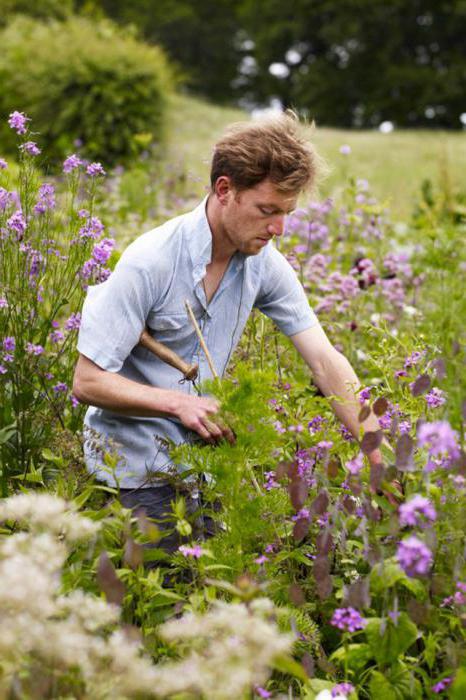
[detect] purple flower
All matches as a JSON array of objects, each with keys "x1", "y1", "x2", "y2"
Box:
[
  {"x1": 0, "y1": 365, "x2": 7, "y2": 375},
  {"x1": 0, "y1": 298, "x2": 8, "y2": 309},
  {"x1": 358, "y1": 387, "x2": 372, "y2": 404},
  {"x1": 65, "y1": 312, "x2": 81, "y2": 331},
  {"x1": 332, "y1": 683, "x2": 355, "y2": 698},
  {"x1": 50, "y1": 330, "x2": 64, "y2": 344},
  {"x1": 33, "y1": 183, "x2": 55, "y2": 215},
  {"x1": 330, "y1": 607, "x2": 367, "y2": 633},
  {"x1": 417, "y1": 421, "x2": 460, "y2": 460},
  {"x1": 0, "y1": 158, "x2": 7, "y2": 170},
  {"x1": 255, "y1": 688, "x2": 272, "y2": 698},
  {"x1": 254, "y1": 554, "x2": 268, "y2": 565},
  {"x1": 70, "y1": 395, "x2": 80, "y2": 408},
  {"x1": 292, "y1": 507, "x2": 310, "y2": 521},
  {"x1": 178, "y1": 544, "x2": 205, "y2": 558},
  {"x1": 339, "y1": 144, "x2": 351, "y2": 155},
  {"x1": 8, "y1": 111, "x2": 29, "y2": 135},
  {"x1": 3, "y1": 353, "x2": 13, "y2": 363},
  {"x1": 86, "y1": 162, "x2": 106, "y2": 177},
  {"x1": 404, "y1": 350, "x2": 425, "y2": 369},
  {"x1": 399, "y1": 495, "x2": 436, "y2": 527},
  {"x1": 425, "y1": 388, "x2": 446, "y2": 409},
  {"x1": 6, "y1": 210, "x2": 26, "y2": 237},
  {"x1": 26, "y1": 342, "x2": 44, "y2": 356},
  {"x1": 264, "y1": 471, "x2": 279, "y2": 491},
  {"x1": 79, "y1": 216, "x2": 104, "y2": 240},
  {"x1": 3, "y1": 337, "x2": 15, "y2": 352},
  {"x1": 63, "y1": 154, "x2": 83, "y2": 173},
  {"x1": 308, "y1": 415, "x2": 326, "y2": 433},
  {"x1": 396, "y1": 536, "x2": 433, "y2": 577},
  {"x1": 92, "y1": 237, "x2": 115, "y2": 265},
  {"x1": 52, "y1": 382, "x2": 68, "y2": 393},
  {"x1": 20, "y1": 141, "x2": 41, "y2": 156},
  {"x1": 431, "y1": 677, "x2": 452, "y2": 693},
  {"x1": 345, "y1": 453, "x2": 364, "y2": 475}
]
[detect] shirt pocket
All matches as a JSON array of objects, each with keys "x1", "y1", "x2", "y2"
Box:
[{"x1": 145, "y1": 310, "x2": 194, "y2": 345}]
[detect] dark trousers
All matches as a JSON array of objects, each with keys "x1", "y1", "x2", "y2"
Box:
[{"x1": 119, "y1": 483, "x2": 218, "y2": 558}]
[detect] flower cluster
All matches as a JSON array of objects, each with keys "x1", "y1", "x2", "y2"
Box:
[
  {"x1": 396, "y1": 535, "x2": 433, "y2": 577},
  {"x1": 330, "y1": 607, "x2": 367, "y2": 633},
  {"x1": 398, "y1": 495, "x2": 437, "y2": 528}
]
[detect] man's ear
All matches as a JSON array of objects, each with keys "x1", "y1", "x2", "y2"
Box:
[{"x1": 214, "y1": 176, "x2": 233, "y2": 205}]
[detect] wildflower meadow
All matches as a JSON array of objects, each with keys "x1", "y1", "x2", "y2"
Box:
[{"x1": 0, "y1": 111, "x2": 465, "y2": 700}]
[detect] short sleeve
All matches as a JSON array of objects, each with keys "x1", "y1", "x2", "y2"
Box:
[
  {"x1": 77, "y1": 260, "x2": 156, "y2": 372},
  {"x1": 254, "y1": 246, "x2": 319, "y2": 336}
]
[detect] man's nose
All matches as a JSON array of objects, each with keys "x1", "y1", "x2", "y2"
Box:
[{"x1": 266, "y1": 215, "x2": 285, "y2": 237}]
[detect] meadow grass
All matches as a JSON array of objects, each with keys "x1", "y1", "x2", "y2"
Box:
[{"x1": 166, "y1": 94, "x2": 466, "y2": 219}]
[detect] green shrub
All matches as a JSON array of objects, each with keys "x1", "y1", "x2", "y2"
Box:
[
  {"x1": 0, "y1": 16, "x2": 174, "y2": 167},
  {"x1": 0, "y1": 0, "x2": 73, "y2": 27}
]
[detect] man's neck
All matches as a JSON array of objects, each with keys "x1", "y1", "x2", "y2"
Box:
[{"x1": 206, "y1": 193, "x2": 236, "y2": 265}]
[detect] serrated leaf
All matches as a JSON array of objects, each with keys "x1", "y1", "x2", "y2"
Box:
[{"x1": 370, "y1": 662, "x2": 422, "y2": 699}]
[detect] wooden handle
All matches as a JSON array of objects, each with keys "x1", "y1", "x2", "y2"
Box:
[{"x1": 139, "y1": 328, "x2": 198, "y2": 381}]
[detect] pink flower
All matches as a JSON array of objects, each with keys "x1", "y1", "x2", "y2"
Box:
[{"x1": 178, "y1": 544, "x2": 205, "y2": 558}]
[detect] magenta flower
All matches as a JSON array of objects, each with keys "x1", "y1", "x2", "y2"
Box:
[
  {"x1": 0, "y1": 158, "x2": 7, "y2": 170},
  {"x1": 86, "y1": 162, "x2": 106, "y2": 177},
  {"x1": 292, "y1": 507, "x2": 311, "y2": 521},
  {"x1": 255, "y1": 688, "x2": 272, "y2": 698},
  {"x1": 0, "y1": 298, "x2": 8, "y2": 309},
  {"x1": 63, "y1": 154, "x2": 83, "y2": 173},
  {"x1": 20, "y1": 141, "x2": 41, "y2": 156},
  {"x1": 178, "y1": 544, "x2": 205, "y2": 558},
  {"x1": 332, "y1": 683, "x2": 355, "y2": 698},
  {"x1": 3, "y1": 337, "x2": 15, "y2": 352},
  {"x1": 396, "y1": 535, "x2": 433, "y2": 577},
  {"x1": 330, "y1": 607, "x2": 366, "y2": 633},
  {"x1": 431, "y1": 677, "x2": 452, "y2": 693},
  {"x1": 8, "y1": 111, "x2": 29, "y2": 135},
  {"x1": 358, "y1": 387, "x2": 372, "y2": 404},
  {"x1": 399, "y1": 495, "x2": 436, "y2": 527},
  {"x1": 70, "y1": 395, "x2": 80, "y2": 408},
  {"x1": 0, "y1": 365, "x2": 7, "y2": 375}
]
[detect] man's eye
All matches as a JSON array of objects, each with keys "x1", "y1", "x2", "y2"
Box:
[{"x1": 259, "y1": 207, "x2": 274, "y2": 215}]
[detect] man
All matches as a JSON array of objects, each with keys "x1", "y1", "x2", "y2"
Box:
[{"x1": 73, "y1": 113, "x2": 383, "y2": 551}]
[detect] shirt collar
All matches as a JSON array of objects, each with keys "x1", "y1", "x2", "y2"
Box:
[{"x1": 186, "y1": 195, "x2": 246, "y2": 285}]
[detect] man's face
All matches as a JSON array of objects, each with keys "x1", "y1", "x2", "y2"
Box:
[{"x1": 218, "y1": 178, "x2": 299, "y2": 256}]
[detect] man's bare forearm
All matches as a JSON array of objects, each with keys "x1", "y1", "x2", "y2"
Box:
[
  {"x1": 73, "y1": 354, "x2": 181, "y2": 418},
  {"x1": 311, "y1": 348, "x2": 380, "y2": 440}
]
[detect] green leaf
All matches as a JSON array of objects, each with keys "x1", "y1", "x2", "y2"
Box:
[
  {"x1": 370, "y1": 559, "x2": 406, "y2": 593},
  {"x1": 41, "y1": 448, "x2": 64, "y2": 466},
  {"x1": 450, "y1": 667, "x2": 466, "y2": 700},
  {"x1": 370, "y1": 662, "x2": 422, "y2": 699},
  {"x1": 272, "y1": 654, "x2": 309, "y2": 684},
  {"x1": 330, "y1": 642, "x2": 373, "y2": 671},
  {"x1": 398, "y1": 576, "x2": 427, "y2": 600},
  {"x1": 365, "y1": 614, "x2": 419, "y2": 665},
  {"x1": 0, "y1": 422, "x2": 16, "y2": 445}
]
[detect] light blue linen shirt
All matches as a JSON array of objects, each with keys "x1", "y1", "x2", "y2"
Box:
[{"x1": 77, "y1": 197, "x2": 319, "y2": 487}]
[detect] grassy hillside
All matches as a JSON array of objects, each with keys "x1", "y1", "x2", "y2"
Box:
[{"x1": 166, "y1": 94, "x2": 466, "y2": 219}]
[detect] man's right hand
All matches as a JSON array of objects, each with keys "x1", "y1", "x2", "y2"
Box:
[{"x1": 173, "y1": 393, "x2": 236, "y2": 445}]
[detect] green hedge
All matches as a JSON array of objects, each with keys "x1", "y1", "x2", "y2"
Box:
[{"x1": 0, "y1": 16, "x2": 174, "y2": 167}]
